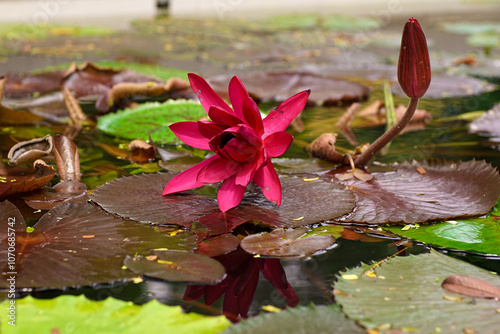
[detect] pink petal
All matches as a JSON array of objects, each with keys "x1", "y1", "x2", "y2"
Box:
[
  {"x1": 163, "y1": 155, "x2": 219, "y2": 195},
  {"x1": 238, "y1": 124, "x2": 262, "y2": 148},
  {"x1": 170, "y1": 121, "x2": 210, "y2": 150},
  {"x1": 263, "y1": 90, "x2": 310, "y2": 135},
  {"x1": 208, "y1": 105, "x2": 242, "y2": 126},
  {"x1": 222, "y1": 138, "x2": 259, "y2": 162},
  {"x1": 197, "y1": 120, "x2": 227, "y2": 140},
  {"x1": 242, "y1": 97, "x2": 264, "y2": 135},
  {"x1": 235, "y1": 150, "x2": 265, "y2": 186},
  {"x1": 188, "y1": 73, "x2": 233, "y2": 115},
  {"x1": 253, "y1": 161, "x2": 282, "y2": 206},
  {"x1": 197, "y1": 156, "x2": 240, "y2": 184},
  {"x1": 263, "y1": 131, "x2": 293, "y2": 157},
  {"x1": 217, "y1": 175, "x2": 246, "y2": 212},
  {"x1": 228, "y1": 76, "x2": 249, "y2": 120}
]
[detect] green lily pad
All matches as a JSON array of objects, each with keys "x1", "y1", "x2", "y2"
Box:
[
  {"x1": 97, "y1": 100, "x2": 206, "y2": 144},
  {"x1": 334, "y1": 250, "x2": 500, "y2": 333},
  {"x1": 221, "y1": 304, "x2": 364, "y2": 334},
  {"x1": 123, "y1": 249, "x2": 226, "y2": 284},
  {"x1": 0, "y1": 295, "x2": 230, "y2": 334},
  {"x1": 260, "y1": 14, "x2": 380, "y2": 31},
  {"x1": 240, "y1": 227, "x2": 336, "y2": 259},
  {"x1": 440, "y1": 22, "x2": 500, "y2": 35},
  {"x1": 385, "y1": 197, "x2": 500, "y2": 255}
]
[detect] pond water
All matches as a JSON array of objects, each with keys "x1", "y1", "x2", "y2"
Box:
[{"x1": 1, "y1": 8, "x2": 500, "y2": 330}]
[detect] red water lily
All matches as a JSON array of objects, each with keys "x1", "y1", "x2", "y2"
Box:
[{"x1": 163, "y1": 73, "x2": 310, "y2": 212}]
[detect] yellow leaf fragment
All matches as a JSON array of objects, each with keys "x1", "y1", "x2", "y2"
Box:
[
  {"x1": 416, "y1": 166, "x2": 427, "y2": 174},
  {"x1": 157, "y1": 259, "x2": 173, "y2": 265},
  {"x1": 293, "y1": 216, "x2": 304, "y2": 221},
  {"x1": 131, "y1": 277, "x2": 143, "y2": 284},
  {"x1": 342, "y1": 274, "x2": 358, "y2": 280},
  {"x1": 446, "y1": 220, "x2": 459, "y2": 225},
  {"x1": 443, "y1": 295, "x2": 463, "y2": 302},
  {"x1": 303, "y1": 177, "x2": 319, "y2": 182},
  {"x1": 261, "y1": 305, "x2": 282, "y2": 313},
  {"x1": 82, "y1": 235, "x2": 95, "y2": 238},
  {"x1": 145, "y1": 255, "x2": 158, "y2": 261}
]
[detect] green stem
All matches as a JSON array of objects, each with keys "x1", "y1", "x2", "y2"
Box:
[{"x1": 354, "y1": 98, "x2": 419, "y2": 167}]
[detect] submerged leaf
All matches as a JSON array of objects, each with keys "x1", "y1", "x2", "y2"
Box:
[
  {"x1": 0, "y1": 201, "x2": 196, "y2": 289},
  {"x1": 240, "y1": 227, "x2": 336, "y2": 259},
  {"x1": 334, "y1": 250, "x2": 500, "y2": 333},
  {"x1": 337, "y1": 160, "x2": 500, "y2": 224},
  {"x1": 124, "y1": 249, "x2": 226, "y2": 283},
  {"x1": 0, "y1": 295, "x2": 230, "y2": 334},
  {"x1": 469, "y1": 102, "x2": 500, "y2": 142}
]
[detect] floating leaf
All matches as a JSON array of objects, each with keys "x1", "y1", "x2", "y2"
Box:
[
  {"x1": 469, "y1": 102, "x2": 500, "y2": 141},
  {"x1": 208, "y1": 72, "x2": 369, "y2": 106},
  {"x1": 124, "y1": 249, "x2": 225, "y2": 284},
  {"x1": 0, "y1": 163, "x2": 56, "y2": 199},
  {"x1": 91, "y1": 173, "x2": 356, "y2": 232},
  {"x1": 3, "y1": 70, "x2": 65, "y2": 98},
  {"x1": 392, "y1": 74, "x2": 495, "y2": 99},
  {"x1": 97, "y1": 100, "x2": 206, "y2": 143},
  {"x1": 196, "y1": 233, "x2": 241, "y2": 257},
  {"x1": 385, "y1": 198, "x2": 500, "y2": 255},
  {"x1": 240, "y1": 227, "x2": 336, "y2": 259},
  {"x1": 0, "y1": 201, "x2": 196, "y2": 289},
  {"x1": 221, "y1": 304, "x2": 364, "y2": 334},
  {"x1": 334, "y1": 250, "x2": 500, "y2": 333},
  {"x1": 20, "y1": 180, "x2": 88, "y2": 210},
  {"x1": 337, "y1": 159, "x2": 500, "y2": 224},
  {"x1": 0, "y1": 295, "x2": 230, "y2": 334}
]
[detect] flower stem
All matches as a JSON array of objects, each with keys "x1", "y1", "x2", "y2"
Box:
[{"x1": 354, "y1": 98, "x2": 419, "y2": 167}]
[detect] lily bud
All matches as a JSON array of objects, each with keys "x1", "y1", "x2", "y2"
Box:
[{"x1": 398, "y1": 17, "x2": 431, "y2": 99}]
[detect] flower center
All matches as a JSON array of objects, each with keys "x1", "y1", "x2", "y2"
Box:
[{"x1": 219, "y1": 133, "x2": 236, "y2": 149}]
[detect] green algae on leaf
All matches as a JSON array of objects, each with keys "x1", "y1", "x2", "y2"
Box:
[
  {"x1": 0, "y1": 295, "x2": 230, "y2": 334},
  {"x1": 97, "y1": 100, "x2": 206, "y2": 143},
  {"x1": 0, "y1": 201, "x2": 196, "y2": 290},
  {"x1": 336, "y1": 159, "x2": 500, "y2": 224},
  {"x1": 385, "y1": 197, "x2": 500, "y2": 256},
  {"x1": 334, "y1": 250, "x2": 500, "y2": 333},
  {"x1": 123, "y1": 249, "x2": 226, "y2": 283},
  {"x1": 240, "y1": 227, "x2": 336, "y2": 259},
  {"x1": 221, "y1": 304, "x2": 364, "y2": 334}
]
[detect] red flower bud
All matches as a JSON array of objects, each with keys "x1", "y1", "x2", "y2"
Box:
[{"x1": 398, "y1": 17, "x2": 431, "y2": 99}]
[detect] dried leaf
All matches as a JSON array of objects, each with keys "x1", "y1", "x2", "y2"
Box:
[
  {"x1": 53, "y1": 134, "x2": 80, "y2": 182},
  {"x1": 307, "y1": 133, "x2": 344, "y2": 163},
  {"x1": 7, "y1": 135, "x2": 53, "y2": 166},
  {"x1": 441, "y1": 275, "x2": 500, "y2": 299}
]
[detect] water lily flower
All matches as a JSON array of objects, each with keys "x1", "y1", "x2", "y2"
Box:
[
  {"x1": 397, "y1": 17, "x2": 431, "y2": 99},
  {"x1": 163, "y1": 73, "x2": 310, "y2": 212}
]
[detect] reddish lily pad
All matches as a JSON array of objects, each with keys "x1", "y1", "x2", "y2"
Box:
[
  {"x1": 469, "y1": 102, "x2": 500, "y2": 141},
  {"x1": 123, "y1": 249, "x2": 226, "y2": 284},
  {"x1": 208, "y1": 72, "x2": 369, "y2": 106},
  {"x1": 336, "y1": 160, "x2": 500, "y2": 224},
  {"x1": 0, "y1": 200, "x2": 196, "y2": 290},
  {"x1": 3, "y1": 70, "x2": 65, "y2": 98},
  {"x1": 196, "y1": 233, "x2": 241, "y2": 257},
  {"x1": 20, "y1": 180, "x2": 88, "y2": 210},
  {"x1": 240, "y1": 227, "x2": 336, "y2": 259},
  {"x1": 0, "y1": 163, "x2": 56, "y2": 199},
  {"x1": 91, "y1": 172, "x2": 356, "y2": 232}
]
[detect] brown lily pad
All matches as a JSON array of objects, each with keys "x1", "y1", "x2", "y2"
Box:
[
  {"x1": 0, "y1": 200, "x2": 197, "y2": 290},
  {"x1": 208, "y1": 72, "x2": 370, "y2": 106},
  {"x1": 123, "y1": 249, "x2": 226, "y2": 284},
  {"x1": 3, "y1": 70, "x2": 65, "y2": 99},
  {"x1": 90, "y1": 172, "x2": 356, "y2": 232},
  {"x1": 392, "y1": 74, "x2": 495, "y2": 99},
  {"x1": 240, "y1": 227, "x2": 336, "y2": 259},
  {"x1": 335, "y1": 159, "x2": 500, "y2": 224},
  {"x1": 469, "y1": 102, "x2": 500, "y2": 141},
  {"x1": 196, "y1": 233, "x2": 241, "y2": 258},
  {"x1": 0, "y1": 163, "x2": 56, "y2": 199}
]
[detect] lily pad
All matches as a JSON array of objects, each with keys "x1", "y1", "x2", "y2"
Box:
[
  {"x1": 196, "y1": 233, "x2": 241, "y2": 257},
  {"x1": 0, "y1": 164, "x2": 56, "y2": 199},
  {"x1": 392, "y1": 74, "x2": 495, "y2": 99},
  {"x1": 337, "y1": 159, "x2": 500, "y2": 224},
  {"x1": 0, "y1": 295, "x2": 230, "y2": 334},
  {"x1": 469, "y1": 102, "x2": 500, "y2": 141},
  {"x1": 124, "y1": 249, "x2": 226, "y2": 284},
  {"x1": 334, "y1": 250, "x2": 500, "y2": 333},
  {"x1": 240, "y1": 227, "x2": 336, "y2": 259},
  {"x1": 221, "y1": 304, "x2": 364, "y2": 334},
  {"x1": 0, "y1": 200, "x2": 196, "y2": 290},
  {"x1": 97, "y1": 100, "x2": 206, "y2": 143},
  {"x1": 208, "y1": 72, "x2": 370, "y2": 106},
  {"x1": 385, "y1": 197, "x2": 500, "y2": 255},
  {"x1": 91, "y1": 172, "x2": 356, "y2": 231}
]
